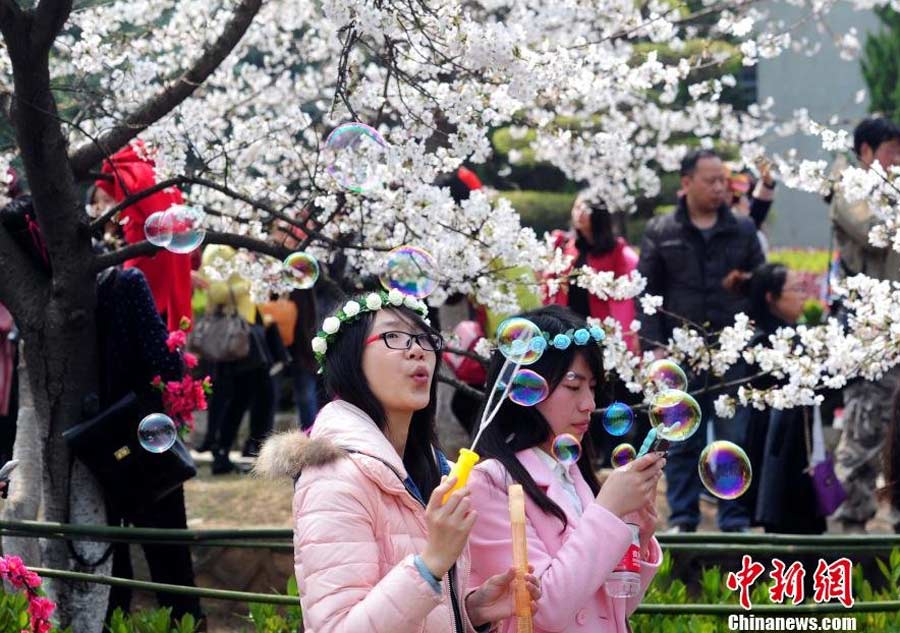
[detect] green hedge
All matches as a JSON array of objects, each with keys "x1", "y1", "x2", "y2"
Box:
[
  {"x1": 768, "y1": 249, "x2": 831, "y2": 274},
  {"x1": 497, "y1": 190, "x2": 651, "y2": 245},
  {"x1": 496, "y1": 190, "x2": 576, "y2": 236}
]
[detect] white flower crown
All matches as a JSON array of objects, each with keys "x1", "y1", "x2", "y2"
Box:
[{"x1": 312, "y1": 288, "x2": 431, "y2": 372}]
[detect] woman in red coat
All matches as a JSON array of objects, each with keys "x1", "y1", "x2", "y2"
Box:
[
  {"x1": 95, "y1": 144, "x2": 193, "y2": 331},
  {"x1": 544, "y1": 194, "x2": 639, "y2": 354}
]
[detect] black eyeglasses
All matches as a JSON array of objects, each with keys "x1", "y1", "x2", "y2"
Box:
[{"x1": 365, "y1": 331, "x2": 444, "y2": 352}]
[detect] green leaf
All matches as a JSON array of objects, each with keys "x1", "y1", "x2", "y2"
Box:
[
  {"x1": 877, "y1": 557, "x2": 891, "y2": 583},
  {"x1": 286, "y1": 575, "x2": 298, "y2": 597}
]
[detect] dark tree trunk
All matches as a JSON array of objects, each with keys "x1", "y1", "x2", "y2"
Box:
[
  {"x1": 0, "y1": 0, "x2": 263, "y2": 626},
  {"x1": 0, "y1": 2, "x2": 111, "y2": 628}
]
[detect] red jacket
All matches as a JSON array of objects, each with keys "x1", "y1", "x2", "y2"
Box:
[
  {"x1": 96, "y1": 145, "x2": 192, "y2": 331},
  {"x1": 544, "y1": 232, "x2": 639, "y2": 354}
]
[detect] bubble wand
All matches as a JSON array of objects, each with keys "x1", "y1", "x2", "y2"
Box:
[
  {"x1": 509, "y1": 484, "x2": 534, "y2": 633},
  {"x1": 635, "y1": 427, "x2": 670, "y2": 458},
  {"x1": 444, "y1": 354, "x2": 524, "y2": 502},
  {"x1": 444, "y1": 328, "x2": 539, "y2": 503}
]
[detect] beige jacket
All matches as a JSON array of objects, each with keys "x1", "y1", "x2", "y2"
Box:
[{"x1": 830, "y1": 160, "x2": 900, "y2": 282}]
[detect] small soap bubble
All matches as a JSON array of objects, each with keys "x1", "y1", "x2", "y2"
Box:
[
  {"x1": 508, "y1": 369, "x2": 549, "y2": 406},
  {"x1": 611, "y1": 443, "x2": 637, "y2": 468},
  {"x1": 144, "y1": 211, "x2": 174, "y2": 247},
  {"x1": 649, "y1": 389, "x2": 703, "y2": 442},
  {"x1": 646, "y1": 359, "x2": 688, "y2": 392},
  {"x1": 496, "y1": 318, "x2": 543, "y2": 365},
  {"x1": 602, "y1": 402, "x2": 635, "y2": 437},
  {"x1": 284, "y1": 252, "x2": 320, "y2": 289},
  {"x1": 138, "y1": 413, "x2": 177, "y2": 453},
  {"x1": 552, "y1": 433, "x2": 582, "y2": 466}
]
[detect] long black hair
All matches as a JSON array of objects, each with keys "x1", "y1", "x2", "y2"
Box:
[
  {"x1": 323, "y1": 304, "x2": 444, "y2": 501},
  {"x1": 574, "y1": 193, "x2": 617, "y2": 256},
  {"x1": 473, "y1": 304, "x2": 604, "y2": 529}
]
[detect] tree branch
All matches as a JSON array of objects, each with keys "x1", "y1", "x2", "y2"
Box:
[
  {"x1": 436, "y1": 372, "x2": 485, "y2": 401},
  {"x1": 90, "y1": 175, "x2": 289, "y2": 233},
  {"x1": 68, "y1": 0, "x2": 263, "y2": 178},
  {"x1": 31, "y1": 0, "x2": 73, "y2": 54},
  {"x1": 91, "y1": 230, "x2": 291, "y2": 273},
  {"x1": 0, "y1": 0, "x2": 23, "y2": 27},
  {"x1": 443, "y1": 345, "x2": 488, "y2": 366}
]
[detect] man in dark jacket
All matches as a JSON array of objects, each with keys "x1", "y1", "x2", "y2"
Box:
[{"x1": 638, "y1": 149, "x2": 765, "y2": 532}]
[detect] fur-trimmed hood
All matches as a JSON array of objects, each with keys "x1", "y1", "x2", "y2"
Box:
[
  {"x1": 254, "y1": 399, "x2": 409, "y2": 481},
  {"x1": 253, "y1": 431, "x2": 347, "y2": 480}
]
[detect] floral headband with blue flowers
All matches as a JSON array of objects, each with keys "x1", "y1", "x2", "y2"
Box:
[{"x1": 540, "y1": 325, "x2": 606, "y2": 350}]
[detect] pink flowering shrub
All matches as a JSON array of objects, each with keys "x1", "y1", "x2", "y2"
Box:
[
  {"x1": 0, "y1": 555, "x2": 56, "y2": 633},
  {"x1": 151, "y1": 318, "x2": 213, "y2": 435}
]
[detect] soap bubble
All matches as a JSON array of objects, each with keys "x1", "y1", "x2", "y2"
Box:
[
  {"x1": 551, "y1": 433, "x2": 582, "y2": 466},
  {"x1": 324, "y1": 122, "x2": 388, "y2": 193},
  {"x1": 165, "y1": 205, "x2": 206, "y2": 254},
  {"x1": 496, "y1": 318, "x2": 543, "y2": 366},
  {"x1": 138, "y1": 413, "x2": 177, "y2": 453},
  {"x1": 379, "y1": 245, "x2": 438, "y2": 299},
  {"x1": 284, "y1": 252, "x2": 320, "y2": 289},
  {"x1": 144, "y1": 211, "x2": 174, "y2": 247},
  {"x1": 508, "y1": 369, "x2": 549, "y2": 406},
  {"x1": 602, "y1": 402, "x2": 634, "y2": 437},
  {"x1": 649, "y1": 389, "x2": 702, "y2": 442},
  {"x1": 698, "y1": 441, "x2": 752, "y2": 500},
  {"x1": 646, "y1": 359, "x2": 688, "y2": 392},
  {"x1": 611, "y1": 443, "x2": 637, "y2": 468}
]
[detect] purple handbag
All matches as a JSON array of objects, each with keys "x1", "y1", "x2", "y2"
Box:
[
  {"x1": 810, "y1": 456, "x2": 847, "y2": 517},
  {"x1": 804, "y1": 408, "x2": 847, "y2": 517}
]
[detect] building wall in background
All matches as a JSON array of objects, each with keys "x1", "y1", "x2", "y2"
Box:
[{"x1": 758, "y1": 2, "x2": 880, "y2": 248}]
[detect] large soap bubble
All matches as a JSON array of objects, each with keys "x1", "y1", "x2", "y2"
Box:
[
  {"x1": 379, "y1": 245, "x2": 438, "y2": 299},
  {"x1": 699, "y1": 440, "x2": 752, "y2": 500},
  {"x1": 165, "y1": 205, "x2": 206, "y2": 254},
  {"x1": 324, "y1": 122, "x2": 388, "y2": 193}
]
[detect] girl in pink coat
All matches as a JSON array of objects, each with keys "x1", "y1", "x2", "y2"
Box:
[
  {"x1": 543, "y1": 194, "x2": 640, "y2": 354},
  {"x1": 468, "y1": 305, "x2": 665, "y2": 633},
  {"x1": 255, "y1": 291, "x2": 539, "y2": 633}
]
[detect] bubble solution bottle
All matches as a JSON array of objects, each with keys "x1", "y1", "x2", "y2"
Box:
[{"x1": 604, "y1": 523, "x2": 641, "y2": 598}]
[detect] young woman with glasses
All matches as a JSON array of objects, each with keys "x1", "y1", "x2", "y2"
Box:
[{"x1": 255, "y1": 291, "x2": 540, "y2": 633}]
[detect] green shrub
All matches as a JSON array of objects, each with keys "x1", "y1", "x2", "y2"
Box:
[
  {"x1": 246, "y1": 576, "x2": 303, "y2": 633},
  {"x1": 768, "y1": 248, "x2": 830, "y2": 274},
  {"x1": 491, "y1": 127, "x2": 538, "y2": 165},
  {"x1": 496, "y1": 190, "x2": 575, "y2": 236},
  {"x1": 105, "y1": 608, "x2": 198, "y2": 633},
  {"x1": 800, "y1": 298, "x2": 826, "y2": 325}
]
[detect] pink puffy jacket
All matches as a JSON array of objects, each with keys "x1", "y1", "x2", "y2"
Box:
[
  {"x1": 255, "y1": 400, "x2": 480, "y2": 633},
  {"x1": 467, "y1": 450, "x2": 661, "y2": 633}
]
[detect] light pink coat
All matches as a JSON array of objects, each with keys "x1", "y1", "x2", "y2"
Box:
[
  {"x1": 256, "y1": 400, "x2": 479, "y2": 633},
  {"x1": 467, "y1": 450, "x2": 661, "y2": 633}
]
